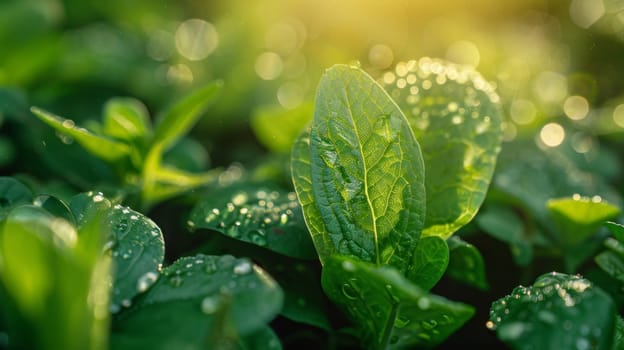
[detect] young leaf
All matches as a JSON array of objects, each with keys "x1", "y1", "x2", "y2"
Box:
[
  {"x1": 189, "y1": 183, "x2": 317, "y2": 259},
  {"x1": 406, "y1": 236, "x2": 449, "y2": 290},
  {"x1": 111, "y1": 254, "x2": 283, "y2": 350},
  {"x1": 292, "y1": 64, "x2": 426, "y2": 271},
  {"x1": 547, "y1": 196, "x2": 620, "y2": 246},
  {"x1": 606, "y1": 221, "x2": 624, "y2": 243},
  {"x1": 150, "y1": 80, "x2": 222, "y2": 152},
  {"x1": 31, "y1": 106, "x2": 132, "y2": 162},
  {"x1": 446, "y1": 236, "x2": 489, "y2": 290},
  {"x1": 488, "y1": 272, "x2": 616, "y2": 350},
  {"x1": 322, "y1": 255, "x2": 474, "y2": 349},
  {"x1": 70, "y1": 192, "x2": 165, "y2": 311},
  {"x1": 380, "y1": 58, "x2": 503, "y2": 239},
  {"x1": 103, "y1": 97, "x2": 151, "y2": 142}
]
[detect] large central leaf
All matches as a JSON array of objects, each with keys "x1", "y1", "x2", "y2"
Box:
[{"x1": 292, "y1": 64, "x2": 425, "y2": 271}]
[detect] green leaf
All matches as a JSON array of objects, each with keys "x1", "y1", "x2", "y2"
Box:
[
  {"x1": 476, "y1": 206, "x2": 533, "y2": 266},
  {"x1": 613, "y1": 316, "x2": 624, "y2": 350},
  {"x1": 0, "y1": 177, "x2": 32, "y2": 220},
  {"x1": 111, "y1": 254, "x2": 283, "y2": 350},
  {"x1": 151, "y1": 81, "x2": 222, "y2": 151},
  {"x1": 406, "y1": 236, "x2": 449, "y2": 290},
  {"x1": 322, "y1": 255, "x2": 474, "y2": 349},
  {"x1": 239, "y1": 326, "x2": 282, "y2": 350},
  {"x1": 446, "y1": 237, "x2": 489, "y2": 290},
  {"x1": 293, "y1": 64, "x2": 426, "y2": 271},
  {"x1": 103, "y1": 97, "x2": 151, "y2": 142},
  {"x1": 251, "y1": 102, "x2": 313, "y2": 153},
  {"x1": 488, "y1": 272, "x2": 616, "y2": 350},
  {"x1": 595, "y1": 250, "x2": 624, "y2": 284},
  {"x1": 70, "y1": 192, "x2": 165, "y2": 310},
  {"x1": 380, "y1": 58, "x2": 503, "y2": 239},
  {"x1": 0, "y1": 205, "x2": 110, "y2": 350},
  {"x1": 548, "y1": 196, "x2": 620, "y2": 246},
  {"x1": 189, "y1": 182, "x2": 317, "y2": 259},
  {"x1": 31, "y1": 106, "x2": 133, "y2": 162},
  {"x1": 606, "y1": 222, "x2": 624, "y2": 243}
]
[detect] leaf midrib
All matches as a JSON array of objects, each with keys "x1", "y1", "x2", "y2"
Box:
[{"x1": 338, "y1": 81, "x2": 381, "y2": 266}]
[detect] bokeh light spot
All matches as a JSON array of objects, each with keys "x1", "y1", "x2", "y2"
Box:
[
  {"x1": 613, "y1": 104, "x2": 624, "y2": 128},
  {"x1": 569, "y1": 0, "x2": 605, "y2": 29},
  {"x1": 563, "y1": 95, "x2": 589, "y2": 120},
  {"x1": 368, "y1": 44, "x2": 394, "y2": 69},
  {"x1": 510, "y1": 99, "x2": 537, "y2": 125},
  {"x1": 446, "y1": 40, "x2": 481, "y2": 67},
  {"x1": 277, "y1": 82, "x2": 304, "y2": 109},
  {"x1": 255, "y1": 52, "x2": 283, "y2": 80},
  {"x1": 539, "y1": 122, "x2": 565, "y2": 147},
  {"x1": 175, "y1": 19, "x2": 219, "y2": 61},
  {"x1": 534, "y1": 71, "x2": 568, "y2": 103}
]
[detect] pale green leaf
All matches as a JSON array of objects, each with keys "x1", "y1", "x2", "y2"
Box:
[
  {"x1": 406, "y1": 236, "x2": 449, "y2": 290},
  {"x1": 548, "y1": 196, "x2": 620, "y2": 245},
  {"x1": 251, "y1": 102, "x2": 313, "y2": 153},
  {"x1": 381, "y1": 58, "x2": 503, "y2": 239},
  {"x1": 103, "y1": 97, "x2": 151, "y2": 142}
]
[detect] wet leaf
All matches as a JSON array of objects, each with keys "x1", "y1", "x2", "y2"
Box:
[
  {"x1": 322, "y1": 255, "x2": 474, "y2": 349},
  {"x1": 111, "y1": 254, "x2": 283, "y2": 350},
  {"x1": 189, "y1": 182, "x2": 317, "y2": 259},
  {"x1": 488, "y1": 272, "x2": 616, "y2": 350},
  {"x1": 381, "y1": 58, "x2": 503, "y2": 239},
  {"x1": 292, "y1": 64, "x2": 426, "y2": 272},
  {"x1": 70, "y1": 192, "x2": 164, "y2": 310},
  {"x1": 31, "y1": 106, "x2": 132, "y2": 162},
  {"x1": 103, "y1": 97, "x2": 151, "y2": 142}
]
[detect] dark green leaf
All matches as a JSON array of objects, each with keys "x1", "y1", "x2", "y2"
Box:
[
  {"x1": 606, "y1": 222, "x2": 624, "y2": 243},
  {"x1": 239, "y1": 326, "x2": 282, "y2": 350},
  {"x1": 293, "y1": 64, "x2": 426, "y2": 271},
  {"x1": 32, "y1": 194, "x2": 75, "y2": 224},
  {"x1": 251, "y1": 102, "x2": 313, "y2": 153},
  {"x1": 103, "y1": 97, "x2": 151, "y2": 142},
  {"x1": 595, "y1": 250, "x2": 624, "y2": 284},
  {"x1": 381, "y1": 58, "x2": 503, "y2": 239},
  {"x1": 151, "y1": 81, "x2": 222, "y2": 151},
  {"x1": 0, "y1": 177, "x2": 32, "y2": 220},
  {"x1": 322, "y1": 255, "x2": 474, "y2": 349},
  {"x1": 70, "y1": 192, "x2": 164, "y2": 310},
  {"x1": 406, "y1": 236, "x2": 449, "y2": 290},
  {"x1": 488, "y1": 272, "x2": 616, "y2": 350},
  {"x1": 189, "y1": 183, "x2": 317, "y2": 259},
  {"x1": 476, "y1": 206, "x2": 533, "y2": 266},
  {"x1": 31, "y1": 106, "x2": 133, "y2": 162},
  {"x1": 446, "y1": 237, "x2": 489, "y2": 290},
  {"x1": 112, "y1": 254, "x2": 283, "y2": 350}
]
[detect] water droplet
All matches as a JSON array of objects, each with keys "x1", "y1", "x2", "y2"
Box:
[
  {"x1": 486, "y1": 320, "x2": 495, "y2": 329},
  {"x1": 452, "y1": 115, "x2": 463, "y2": 125},
  {"x1": 417, "y1": 297, "x2": 431, "y2": 310},
  {"x1": 168, "y1": 275, "x2": 184, "y2": 287},
  {"x1": 130, "y1": 215, "x2": 138, "y2": 220},
  {"x1": 341, "y1": 283, "x2": 358, "y2": 300},
  {"x1": 109, "y1": 303, "x2": 121, "y2": 313},
  {"x1": 201, "y1": 295, "x2": 221, "y2": 314},
  {"x1": 394, "y1": 315, "x2": 411, "y2": 328},
  {"x1": 250, "y1": 230, "x2": 267, "y2": 246},
  {"x1": 233, "y1": 260, "x2": 252, "y2": 275},
  {"x1": 121, "y1": 299, "x2": 132, "y2": 308},
  {"x1": 575, "y1": 337, "x2": 590, "y2": 350},
  {"x1": 342, "y1": 260, "x2": 356, "y2": 272},
  {"x1": 137, "y1": 271, "x2": 159, "y2": 293}
]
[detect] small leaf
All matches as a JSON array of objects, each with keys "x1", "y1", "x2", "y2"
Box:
[
  {"x1": 322, "y1": 255, "x2": 474, "y2": 349},
  {"x1": 293, "y1": 64, "x2": 426, "y2": 272},
  {"x1": 548, "y1": 196, "x2": 620, "y2": 245},
  {"x1": 103, "y1": 97, "x2": 151, "y2": 142},
  {"x1": 251, "y1": 102, "x2": 313, "y2": 153},
  {"x1": 488, "y1": 272, "x2": 616, "y2": 350},
  {"x1": 70, "y1": 192, "x2": 164, "y2": 310},
  {"x1": 595, "y1": 250, "x2": 624, "y2": 284},
  {"x1": 381, "y1": 58, "x2": 503, "y2": 239},
  {"x1": 151, "y1": 80, "x2": 222, "y2": 151},
  {"x1": 111, "y1": 254, "x2": 283, "y2": 350},
  {"x1": 476, "y1": 206, "x2": 533, "y2": 266},
  {"x1": 189, "y1": 183, "x2": 317, "y2": 259},
  {"x1": 406, "y1": 236, "x2": 449, "y2": 290},
  {"x1": 446, "y1": 237, "x2": 489, "y2": 290},
  {"x1": 31, "y1": 106, "x2": 132, "y2": 162},
  {"x1": 606, "y1": 222, "x2": 624, "y2": 243},
  {"x1": 0, "y1": 177, "x2": 32, "y2": 220}
]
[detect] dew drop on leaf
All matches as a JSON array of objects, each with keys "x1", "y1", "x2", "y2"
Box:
[
  {"x1": 200, "y1": 295, "x2": 221, "y2": 314},
  {"x1": 233, "y1": 260, "x2": 252, "y2": 275},
  {"x1": 136, "y1": 271, "x2": 159, "y2": 293}
]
